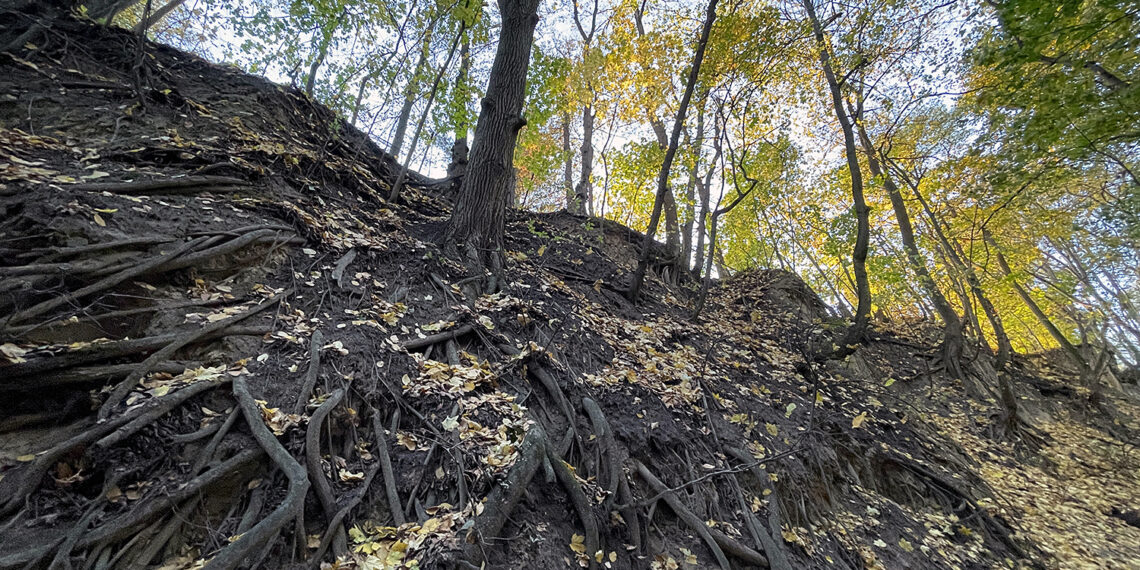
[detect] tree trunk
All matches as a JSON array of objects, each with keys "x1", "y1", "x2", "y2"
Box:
[
  {"x1": 391, "y1": 28, "x2": 435, "y2": 159},
  {"x1": 628, "y1": 0, "x2": 718, "y2": 302},
  {"x1": 894, "y1": 160, "x2": 1016, "y2": 370},
  {"x1": 442, "y1": 0, "x2": 541, "y2": 287},
  {"x1": 86, "y1": 0, "x2": 138, "y2": 24},
  {"x1": 574, "y1": 104, "x2": 595, "y2": 215},
  {"x1": 855, "y1": 120, "x2": 964, "y2": 378},
  {"x1": 133, "y1": 0, "x2": 186, "y2": 33},
  {"x1": 985, "y1": 229, "x2": 1089, "y2": 373},
  {"x1": 647, "y1": 117, "x2": 684, "y2": 260},
  {"x1": 389, "y1": 24, "x2": 464, "y2": 202},
  {"x1": 305, "y1": 25, "x2": 335, "y2": 96},
  {"x1": 803, "y1": 0, "x2": 872, "y2": 355},
  {"x1": 563, "y1": 112, "x2": 578, "y2": 212},
  {"x1": 447, "y1": 32, "x2": 472, "y2": 186},
  {"x1": 681, "y1": 103, "x2": 706, "y2": 274}
]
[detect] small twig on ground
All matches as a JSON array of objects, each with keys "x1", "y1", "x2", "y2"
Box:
[{"x1": 401, "y1": 324, "x2": 475, "y2": 351}]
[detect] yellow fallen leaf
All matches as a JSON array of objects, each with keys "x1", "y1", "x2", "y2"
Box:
[
  {"x1": 93, "y1": 213, "x2": 106, "y2": 226},
  {"x1": 17, "y1": 454, "x2": 36, "y2": 462},
  {"x1": 766, "y1": 423, "x2": 779, "y2": 436},
  {"x1": 570, "y1": 533, "x2": 586, "y2": 554},
  {"x1": 852, "y1": 411, "x2": 868, "y2": 429}
]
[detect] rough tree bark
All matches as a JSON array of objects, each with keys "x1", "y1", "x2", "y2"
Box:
[
  {"x1": 628, "y1": 0, "x2": 718, "y2": 302},
  {"x1": 442, "y1": 0, "x2": 541, "y2": 286},
  {"x1": 803, "y1": 0, "x2": 872, "y2": 355},
  {"x1": 574, "y1": 104, "x2": 595, "y2": 215}
]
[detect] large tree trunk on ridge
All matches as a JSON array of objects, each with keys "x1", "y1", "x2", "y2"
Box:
[{"x1": 442, "y1": 0, "x2": 541, "y2": 288}]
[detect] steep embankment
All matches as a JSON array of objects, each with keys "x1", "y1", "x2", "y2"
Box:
[{"x1": 1, "y1": 16, "x2": 1138, "y2": 570}]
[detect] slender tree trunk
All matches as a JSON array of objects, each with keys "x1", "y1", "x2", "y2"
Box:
[
  {"x1": 574, "y1": 104, "x2": 595, "y2": 215},
  {"x1": 648, "y1": 118, "x2": 684, "y2": 260},
  {"x1": 693, "y1": 184, "x2": 756, "y2": 318},
  {"x1": 133, "y1": 0, "x2": 186, "y2": 33},
  {"x1": 443, "y1": 0, "x2": 541, "y2": 289},
  {"x1": 693, "y1": 192, "x2": 709, "y2": 278},
  {"x1": 985, "y1": 229, "x2": 1089, "y2": 373},
  {"x1": 803, "y1": 0, "x2": 872, "y2": 354},
  {"x1": 628, "y1": 0, "x2": 718, "y2": 301},
  {"x1": 87, "y1": 0, "x2": 138, "y2": 24},
  {"x1": 563, "y1": 112, "x2": 578, "y2": 212},
  {"x1": 391, "y1": 28, "x2": 436, "y2": 159},
  {"x1": 692, "y1": 110, "x2": 720, "y2": 279},
  {"x1": 305, "y1": 26, "x2": 335, "y2": 96},
  {"x1": 681, "y1": 103, "x2": 706, "y2": 273},
  {"x1": 855, "y1": 120, "x2": 965, "y2": 378},
  {"x1": 895, "y1": 160, "x2": 1016, "y2": 370},
  {"x1": 389, "y1": 23, "x2": 464, "y2": 202},
  {"x1": 447, "y1": 32, "x2": 472, "y2": 185}
]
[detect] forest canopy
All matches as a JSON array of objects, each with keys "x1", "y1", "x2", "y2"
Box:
[{"x1": 62, "y1": 0, "x2": 1140, "y2": 364}]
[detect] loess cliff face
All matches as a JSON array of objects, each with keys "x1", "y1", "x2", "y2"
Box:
[{"x1": 1, "y1": 15, "x2": 1138, "y2": 570}]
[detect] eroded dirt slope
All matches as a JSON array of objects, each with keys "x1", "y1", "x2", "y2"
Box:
[{"x1": 1, "y1": 16, "x2": 1138, "y2": 570}]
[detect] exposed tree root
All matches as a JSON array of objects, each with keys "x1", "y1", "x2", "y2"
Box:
[
  {"x1": 0, "y1": 448, "x2": 263, "y2": 569},
  {"x1": 294, "y1": 329, "x2": 324, "y2": 413},
  {"x1": 305, "y1": 388, "x2": 348, "y2": 557},
  {"x1": 2, "y1": 237, "x2": 206, "y2": 328},
  {"x1": 203, "y1": 377, "x2": 310, "y2": 570},
  {"x1": 632, "y1": 459, "x2": 733, "y2": 570},
  {"x1": 0, "y1": 361, "x2": 192, "y2": 392},
  {"x1": 583, "y1": 397, "x2": 620, "y2": 512},
  {"x1": 68, "y1": 175, "x2": 251, "y2": 195},
  {"x1": 98, "y1": 289, "x2": 288, "y2": 418},
  {"x1": 0, "y1": 376, "x2": 230, "y2": 517},
  {"x1": 547, "y1": 443, "x2": 599, "y2": 569},
  {"x1": 158, "y1": 229, "x2": 297, "y2": 273},
  {"x1": 190, "y1": 406, "x2": 241, "y2": 475},
  {"x1": 885, "y1": 451, "x2": 1028, "y2": 559},
  {"x1": 0, "y1": 326, "x2": 267, "y2": 380},
  {"x1": 3, "y1": 297, "x2": 227, "y2": 338},
  {"x1": 309, "y1": 417, "x2": 388, "y2": 565},
  {"x1": 34, "y1": 236, "x2": 176, "y2": 262},
  {"x1": 372, "y1": 411, "x2": 406, "y2": 526},
  {"x1": 402, "y1": 324, "x2": 475, "y2": 351},
  {"x1": 463, "y1": 426, "x2": 547, "y2": 566},
  {"x1": 724, "y1": 447, "x2": 791, "y2": 570}
]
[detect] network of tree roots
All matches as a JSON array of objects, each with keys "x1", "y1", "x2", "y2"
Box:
[{"x1": 1, "y1": 15, "x2": 1138, "y2": 570}]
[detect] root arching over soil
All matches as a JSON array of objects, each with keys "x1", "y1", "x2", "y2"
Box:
[{"x1": 2, "y1": 14, "x2": 1139, "y2": 570}]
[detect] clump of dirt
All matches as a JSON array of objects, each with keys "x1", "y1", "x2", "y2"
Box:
[{"x1": 1, "y1": 14, "x2": 1138, "y2": 570}]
